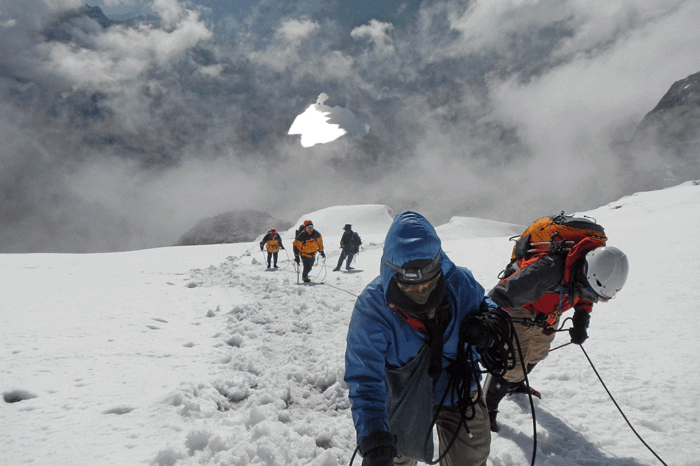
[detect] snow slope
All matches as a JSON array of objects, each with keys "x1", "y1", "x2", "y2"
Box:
[{"x1": 2, "y1": 182, "x2": 699, "y2": 466}]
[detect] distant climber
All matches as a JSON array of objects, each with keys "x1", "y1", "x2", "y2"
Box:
[
  {"x1": 260, "y1": 229, "x2": 285, "y2": 269},
  {"x1": 334, "y1": 224, "x2": 362, "y2": 271},
  {"x1": 293, "y1": 220, "x2": 325, "y2": 283}
]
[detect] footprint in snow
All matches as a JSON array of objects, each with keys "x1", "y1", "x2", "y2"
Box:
[
  {"x1": 103, "y1": 406, "x2": 135, "y2": 415},
  {"x1": 3, "y1": 390, "x2": 37, "y2": 403}
]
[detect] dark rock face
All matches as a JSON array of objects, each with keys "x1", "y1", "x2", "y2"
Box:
[
  {"x1": 619, "y1": 71, "x2": 700, "y2": 190},
  {"x1": 43, "y1": 5, "x2": 115, "y2": 43},
  {"x1": 176, "y1": 210, "x2": 292, "y2": 246},
  {"x1": 633, "y1": 72, "x2": 700, "y2": 158}
]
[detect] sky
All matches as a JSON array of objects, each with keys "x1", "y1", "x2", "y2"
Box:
[
  {"x1": 2, "y1": 182, "x2": 700, "y2": 466},
  {"x1": 1, "y1": 0, "x2": 700, "y2": 253}
]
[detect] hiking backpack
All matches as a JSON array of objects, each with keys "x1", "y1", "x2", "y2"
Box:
[
  {"x1": 498, "y1": 212, "x2": 607, "y2": 284},
  {"x1": 346, "y1": 232, "x2": 361, "y2": 254}
]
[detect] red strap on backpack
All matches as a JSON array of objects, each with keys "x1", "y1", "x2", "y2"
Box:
[{"x1": 563, "y1": 237, "x2": 606, "y2": 283}]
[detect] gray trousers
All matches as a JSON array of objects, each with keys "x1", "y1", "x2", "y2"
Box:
[{"x1": 394, "y1": 397, "x2": 491, "y2": 466}]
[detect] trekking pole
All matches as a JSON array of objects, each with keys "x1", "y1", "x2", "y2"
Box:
[{"x1": 549, "y1": 341, "x2": 573, "y2": 352}]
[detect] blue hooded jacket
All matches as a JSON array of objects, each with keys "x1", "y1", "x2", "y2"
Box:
[{"x1": 344, "y1": 211, "x2": 497, "y2": 444}]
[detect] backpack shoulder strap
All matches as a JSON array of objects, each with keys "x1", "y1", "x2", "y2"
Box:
[{"x1": 563, "y1": 236, "x2": 605, "y2": 283}]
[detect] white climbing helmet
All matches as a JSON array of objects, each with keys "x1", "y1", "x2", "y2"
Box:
[{"x1": 584, "y1": 246, "x2": 629, "y2": 299}]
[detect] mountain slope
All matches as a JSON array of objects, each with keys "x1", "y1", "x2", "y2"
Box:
[{"x1": 2, "y1": 186, "x2": 699, "y2": 465}]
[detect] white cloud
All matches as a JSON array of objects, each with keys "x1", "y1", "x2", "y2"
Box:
[
  {"x1": 350, "y1": 19, "x2": 395, "y2": 56},
  {"x1": 447, "y1": 0, "x2": 570, "y2": 55},
  {"x1": 484, "y1": 0, "x2": 700, "y2": 211},
  {"x1": 275, "y1": 18, "x2": 319, "y2": 42},
  {"x1": 318, "y1": 51, "x2": 355, "y2": 80},
  {"x1": 102, "y1": 0, "x2": 137, "y2": 6},
  {"x1": 34, "y1": 4, "x2": 212, "y2": 90},
  {"x1": 247, "y1": 19, "x2": 321, "y2": 72},
  {"x1": 152, "y1": 0, "x2": 186, "y2": 29},
  {"x1": 490, "y1": 0, "x2": 700, "y2": 146},
  {"x1": 551, "y1": 0, "x2": 690, "y2": 59}
]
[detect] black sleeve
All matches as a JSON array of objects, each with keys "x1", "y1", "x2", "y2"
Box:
[
  {"x1": 488, "y1": 254, "x2": 566, "y2": 309},
  {"x1": 276, "y1": 234, "x2": 284, "y2": 248}
]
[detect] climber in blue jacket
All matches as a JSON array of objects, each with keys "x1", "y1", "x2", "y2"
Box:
[{"x1": 344, "y1": 211, "x2": 506, "y2": 466}]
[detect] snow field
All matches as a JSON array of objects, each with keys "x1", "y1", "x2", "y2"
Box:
[{"x1": 2, "y1": 190, "x2": 700, "y2": 465}]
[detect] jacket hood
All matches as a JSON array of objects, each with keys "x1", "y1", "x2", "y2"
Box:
[{"x1": 380, "y1": 211, "x2": 454, "y2": 299}]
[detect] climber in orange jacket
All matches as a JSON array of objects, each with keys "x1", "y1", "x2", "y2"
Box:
[{"x1": 293, "y1": 220, "x2": 325, "y2": 282}]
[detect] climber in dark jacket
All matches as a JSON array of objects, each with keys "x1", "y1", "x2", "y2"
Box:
[{"x1": 334, "y1": 224, "x2": 362, "y2": 271}]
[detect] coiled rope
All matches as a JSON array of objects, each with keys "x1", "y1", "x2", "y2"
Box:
[{"x1": 423, "y1": 308, "x2": 528, "y2": 465}]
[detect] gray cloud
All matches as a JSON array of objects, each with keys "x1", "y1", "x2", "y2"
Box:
[{"x1": 1, "y1": 0, "x2": 699, "y2": 252}]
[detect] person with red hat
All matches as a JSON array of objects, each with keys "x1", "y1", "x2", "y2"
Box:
[
  {"x1": 260, "y1": 228, "x2": 285, "y2": 268},
  {"x1": 293, "y1": 220, "x2": 325, "y2": 282}
]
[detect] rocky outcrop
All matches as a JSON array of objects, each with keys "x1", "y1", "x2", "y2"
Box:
[
  {"x1": 617, "y1": 71, "x2": 700, "y2": 191},
  {"x1": 634, "y1": 71, "x2": 700, "y2": 148},
  {"x1": 176, "y1": 210, "x2": 292, "y2": 246}
]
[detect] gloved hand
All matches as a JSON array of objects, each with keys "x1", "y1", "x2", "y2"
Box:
[
  {"x1": 460, "y1": 312, "x2": 493, "y2": 350},
  {"x1": 319, "y1": 251, "x2": 325, "y2": 258},
  {"x1": 294, "y1": 256, "x2": 300, "y2": 264},
  {"x1": 569, "y1": 307, "x2": 590, "y2": 345},
  {"x1": 281, "y1": 247, "x2": 285, "y2": 250},
  {"x1": 260, "y1": 245, "x2": 264, "y2": 251},
  {"x1": 360, "y1": 431, "x2": 396, "y2": 466},
  {"x1": 460, "y1": 307, "x2": 507, "y2": 350}
]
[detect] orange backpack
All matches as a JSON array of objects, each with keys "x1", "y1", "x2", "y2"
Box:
[{"x1": 499, "y1": 212, "x2": 607, "y2": 284}]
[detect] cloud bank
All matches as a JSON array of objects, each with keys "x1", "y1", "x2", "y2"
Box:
[{"x1": 1, "y1": 0, "x2": 699, "y2": 252}]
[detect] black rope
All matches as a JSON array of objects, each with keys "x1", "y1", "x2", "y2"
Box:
[
  {"x1": 477, "y1": 310, "x2": 518, "y2": 377},
  {"x1": 509, "y1": 321, "x2": 538, "y2": 466},
  {"x1": 579, "y1": 345, "x2": 668, "y2": 466},
  {"x1": 423, "y1": 308, "x2": 522, "y2": 464},
  {"x1": 320, "y1": 281, "x2": 359, "y2": 298},
  {"x1": 423, "y1": 339, "x2": 482, "y2": 464},
  {"x1": 348, "y1": 444, "x2": 361, "y2": 466},
  {"x1": 478, "y1": 311, "x2": 539, "y2": 465},
  {"x1": 346, "y1": 309, "x2": 541, "y2": 466}
]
